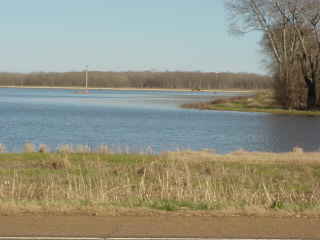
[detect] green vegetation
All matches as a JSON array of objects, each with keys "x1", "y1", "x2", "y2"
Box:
[
  {"x1": 0, "y1": 149, "x2": 320, "y2": 217},
  {"x1": 182, "y1": 91, "x2": 320, "y2": 116}
]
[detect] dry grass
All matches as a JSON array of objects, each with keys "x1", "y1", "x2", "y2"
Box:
[
  {"x1": 0, "y1": 149, "x2": 320, "y2": 217},
  {"x1": 165, "y1": 149, "x2": 320, "y2": 164},
  {"x1": 74, "y1": 145, "x2": 91, "y2": 153},
  {"x1": 39, "y1": 144, "x2": 49, "y2": 153},
  {"x1": 96, "y1": 144, "x2": 111, "y2": 154},
  {"x1": 57, "y1": 144, "x2": 74, "y2": 153},
  {"x1": 0, "y1": 144, "x2": 6, "y2": 153},
  {"x1": 23, "y1": 143, "x2": 36, "y2": 153}
]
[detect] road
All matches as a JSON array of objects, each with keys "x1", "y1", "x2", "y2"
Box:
[{"x1": 0, "y1": 216, "x2": 319, "y2": 239}]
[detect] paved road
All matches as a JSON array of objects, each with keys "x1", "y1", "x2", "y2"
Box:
[{"x1": 0, "y1": 216, "x2": 319, "y2": 239}]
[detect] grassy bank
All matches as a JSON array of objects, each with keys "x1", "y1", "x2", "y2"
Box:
[
  {"x1": 0, "y1": 149, "x2": 320, "y2": 217},
  {"x1": 182, "y1": 91, "x2": 320, "y2": 116}
]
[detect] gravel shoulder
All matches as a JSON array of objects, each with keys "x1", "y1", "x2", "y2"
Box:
[{"x1": 0, "y1": 216, "x2": 319, "y2": 239}]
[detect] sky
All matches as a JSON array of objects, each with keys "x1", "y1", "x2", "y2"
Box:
[{"x1": 1, "y1": 0, "x2": 265, "y2": 74}]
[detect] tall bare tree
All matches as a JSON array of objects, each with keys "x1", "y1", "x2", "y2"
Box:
[{"x1": 226, "y1": 0, "x2": 320, "y2": 109}]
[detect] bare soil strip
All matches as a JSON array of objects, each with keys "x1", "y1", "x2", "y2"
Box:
[{"x1": 0, "y1": 216, "x2": 318, "y2": 239}]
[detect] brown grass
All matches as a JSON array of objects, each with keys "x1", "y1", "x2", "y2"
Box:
[
  {"x1": 39, "y1": 144, "x2": 49, "y2": 153},
  {"x1": 23, "y1": 143, "x2": 36, "y2": 153},
  {"x1": 0, "y1": 149, "x2": 319, "y2": 217},
  {"x1": 0, "y1": 144, "x2": 6, "y2": 153}
]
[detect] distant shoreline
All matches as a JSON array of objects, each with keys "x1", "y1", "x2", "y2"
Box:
[{"x1": 0, "y1": 85, "x2": 255, "y2": 93}]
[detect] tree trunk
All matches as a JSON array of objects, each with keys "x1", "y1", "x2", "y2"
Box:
[{"x1": 306, "y1": 79, "x2": 317, "y2": 109}]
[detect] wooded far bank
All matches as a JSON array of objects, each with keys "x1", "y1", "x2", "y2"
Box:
[{"x1": 0, "y1": 71, "x2": 272, "y2": 90}]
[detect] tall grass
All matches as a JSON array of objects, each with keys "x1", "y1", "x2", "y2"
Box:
[
  {"x1": 23, "y1": 143, "x2": 36, "y2": 153},
  {"x1": 0, "y1": 144, "x2": 6, "y2": 153},
  {"x1": 38, "y1": 144, "x2": 49, "y2": 153},
  {"x1": 0, "y1": 149, "x2": 319, "y2": 216}
]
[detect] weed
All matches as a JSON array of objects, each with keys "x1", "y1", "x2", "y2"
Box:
[
  {"x1": 74, "y1": 145, "x2": 91, "y2": 153},
  {"x1": 0, "y1": 144, "x2": 6, "y2": 153},
  {"x1": 149, "y1": 200, "x2": 178, "y2": 211},
  {"x1": 293, "y1": 146, "x2": 304, "y2": 154},
  {"x1": 42, "y1": 154, "x2": 72, "y2": 169},
  {"x1": 23, "y1": 143, "x2": 35, "y2": 153},
  {"x1": 57, "y1": 144, "x2": 74, "y2": 153},
  {"x1": 39, "y1": 144, "x2": 49, "y2": 153},
  {"x1": 270, "y1": 201, "x2": 285, "y2": 210},
  {"x1": 96, "y1": 145, "x2": 110, "y2": 154}
]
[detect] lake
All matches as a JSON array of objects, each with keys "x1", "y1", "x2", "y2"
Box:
[{"x1": 0, "y1": 88, "x2": 319, "y2": 153}]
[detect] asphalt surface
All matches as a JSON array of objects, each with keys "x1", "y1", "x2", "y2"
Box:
[{"x1": 0, "y1": 216, "x2": 319, "y2": 239}]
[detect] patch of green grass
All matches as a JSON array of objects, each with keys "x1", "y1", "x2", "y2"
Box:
[
  {"x1": 205, "y1": 106, "x2": 320, "y2": 116},
  {"x1": 0, "y1": 153, "x2": 51, "y2": 161},
  {"x1": 270, "y1": 200, "x2": 286, "y2": 210},
  {"x1": 61, "y1": 153, "x2": 155, "y2": 164},
  {"x1": 182, "y1": 91, "x2": 320, "y2": 116},
  {"x1": 147, "y1": 200, "x2": 210, "y2": 211}
]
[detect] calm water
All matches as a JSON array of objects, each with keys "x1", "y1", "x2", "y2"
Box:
[{"x1": 0, "y1": 88, "x2": 319, "y2": 153}]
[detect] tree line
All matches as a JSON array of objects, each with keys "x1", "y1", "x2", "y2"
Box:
[
  {"x1": 0, "y1": 71, "x2": 272, "y2": 90},
  {"x1": 226, "y1": 0, "x2": 320, "y2": 109}
]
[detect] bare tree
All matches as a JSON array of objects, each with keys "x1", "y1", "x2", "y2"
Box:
[{"x1": 226, "y1": 0, "x2": 320, "y2": 109}]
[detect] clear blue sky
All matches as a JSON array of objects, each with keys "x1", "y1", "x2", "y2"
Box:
[{"x1": 1, "y1": 0, "x2": 265, "y2": 74}]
